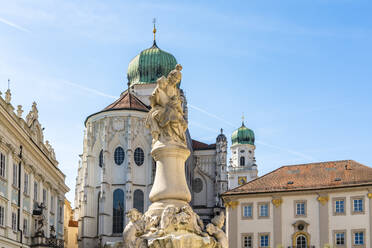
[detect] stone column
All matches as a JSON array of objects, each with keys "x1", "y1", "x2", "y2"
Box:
[{"x1": 148, "y1": 143, "x2": 191, "y2": 213}]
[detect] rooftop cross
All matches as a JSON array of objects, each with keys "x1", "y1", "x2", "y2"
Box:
[
  {"x1": 242, "y1": 113, "x2": 245, "y2": 126},
  {"x1": 7, "y1": 78, "x2": 10, "y2": 90}
]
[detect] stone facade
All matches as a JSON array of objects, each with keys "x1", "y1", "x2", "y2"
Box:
[{"x1": 0, "y1": 88, "x2": 69, "y2": 247}]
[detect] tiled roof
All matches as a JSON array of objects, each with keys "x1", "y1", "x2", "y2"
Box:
[
  {"x1": 192, "y1": 139, "x2": 216, "y2": 150},
  {"x1": 103, "y1": 91, "x2": 149, "y2": 112},
  {"x1": 223, "y1": 160, "x2": 372, "y2": 195}
]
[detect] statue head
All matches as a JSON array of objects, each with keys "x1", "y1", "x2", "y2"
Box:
[
  {"x1": 157, "y1": 76, "x2": 168, "y2": 89},
  {"x1": 126, "y1": 209, "x2": 142, "y2": 222},
  {"x1": 164, "y1": 205, "x2": 179, "y2": 215},
  {"x1": 181, "y1": 205, "x2": 193, "y2": 215},
  {"x1": 206, "y1": 223, "x2": 217, "y2": 235},
  {"x1": 167, "y1": 64, "x2": 182, "y2": 86}
]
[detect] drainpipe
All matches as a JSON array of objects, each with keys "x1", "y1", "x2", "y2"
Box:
[{"x1": 17, "y1": 145, "x2": 23, "y2": 245}]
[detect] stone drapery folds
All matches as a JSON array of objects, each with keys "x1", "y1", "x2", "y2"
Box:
[{"x1": 145, "y1": 64, "x2": 187, "y2": 147}]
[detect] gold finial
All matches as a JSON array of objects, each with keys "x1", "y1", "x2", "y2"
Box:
[
  {"x1": 152, "y1": 18, "x2": 157, "y2": 42},
  {"x1": 242, "y1": 113, "x2": 245, "y2": 126}
]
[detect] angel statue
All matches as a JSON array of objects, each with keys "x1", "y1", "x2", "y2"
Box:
[{"x1": 146, "y1": 64, "x2": 187, "y2": 146}]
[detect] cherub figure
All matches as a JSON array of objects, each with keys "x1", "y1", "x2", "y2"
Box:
[
  {"x1": 178, "y1": 205, "x2": 206, "y2": 236},
  {"x1": 156, "y1": 205, "x2": 179, "y2": 236},
  {"x1": 123, "y1": 209, "x2": 145, "y2": 248},
  {"x1": 206, "y1": 212, "x2": 228, "y2": 248}
]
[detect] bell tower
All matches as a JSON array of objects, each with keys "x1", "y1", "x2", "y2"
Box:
[{"x1": 228, "y1": 118, "x2": 258, "y2": 189}]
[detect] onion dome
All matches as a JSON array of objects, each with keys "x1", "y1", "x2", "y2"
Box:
[
  {"x1": 231, "y1": 122, "x2": 255, "y2": 146},
  {"x1": 217, "y1": 128, "x2": 227, "y2": 143},
  {"x1": 127, "y1": 41, "x2": 177, "y2": 87}
]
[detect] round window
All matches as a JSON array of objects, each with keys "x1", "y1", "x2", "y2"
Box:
[
  {"x1": 192, "y1": 178, "x2": 203, "y2": 193},
  {"x1": 114, "y1": 147, "x2": 125, "y2": 165},
  {"x1": 134, "y1": 148, "x2": 144, "y2": 166}
]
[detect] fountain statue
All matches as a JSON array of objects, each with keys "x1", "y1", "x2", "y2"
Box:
[{"x1": 120, "y1": 64, "x2": 228, "y2": 248}]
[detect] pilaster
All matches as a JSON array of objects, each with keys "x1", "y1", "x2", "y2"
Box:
[
  {"x1": 367, "y1": 190, "x2": 372, "y2": 248},
  {"x1": 317, "y1": 194, "x2": 329, "y2": 247},
  {"x1": 272, "y1": 197, "x2": 283, "y2": 247},
  {"x1": 225, "y1": 199, "x2": 239, "y2": 248}
]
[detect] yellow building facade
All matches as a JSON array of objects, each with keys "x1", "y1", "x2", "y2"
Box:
[{"x1": 64, "y1": 199, "x2": 78, "y2": 248}]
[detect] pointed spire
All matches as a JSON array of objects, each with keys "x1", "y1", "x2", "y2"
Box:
[
  {"x1": 241, "y1": 113, "x2": 245, "y2": 126},
  {"x1": 152, "y1": 18, "x2": 157, "y2": 47}
]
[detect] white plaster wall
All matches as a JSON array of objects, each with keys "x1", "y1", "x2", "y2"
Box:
[
  {"x1": 237, "y1": 197, "x2": 274, "y2": 248},
  {"x1": 281, "y1": 194, "x2": 320, "y2": 247},
  {"x1": 132, "y1": 84, "x2": 157, "y2": 106},
  {"x1": 328, "y1": 190, "x2": 370, "y2": 248}
]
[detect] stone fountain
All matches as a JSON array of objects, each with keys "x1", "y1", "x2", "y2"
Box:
[{"x1": 120, "y1": 65, "x2": 228, "y2": 248}]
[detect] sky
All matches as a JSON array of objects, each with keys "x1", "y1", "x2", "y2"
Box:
[{"x1": 0, "y1": 0, "x2": 371, "y2": 205}]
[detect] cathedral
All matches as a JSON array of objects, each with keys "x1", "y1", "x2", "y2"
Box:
[{"x1": 74, "y1": 30, "x2": 258, "y2": 247}]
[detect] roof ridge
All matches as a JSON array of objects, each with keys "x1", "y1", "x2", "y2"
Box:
[
  {"x1": 223, "y1": 160, "x2": 372, "y2": 196},
  {"x1": 224, "y1": 165, "x2": 286, "y2": 195},
  {"x1": 281, "y1": 159, "x2": 354, "y2": 168}
]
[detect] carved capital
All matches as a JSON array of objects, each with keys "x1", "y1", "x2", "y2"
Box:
[
  {"x1": 272, "y1": 198, "x2": 283, "y2": 207},
  {"x1": 367, "y1": 193, "x2": 372, "y2": 199},
  {"x1": 224, "y1": 200, "x2": 239, "y2": 209},
  {"x1": 317, "y1": 196, "x2": 329, "y2": 205}
]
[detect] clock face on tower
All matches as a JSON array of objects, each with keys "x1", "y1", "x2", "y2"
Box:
[{"x1": 238, "y1": 176, "x2": 247, "y2": 185}]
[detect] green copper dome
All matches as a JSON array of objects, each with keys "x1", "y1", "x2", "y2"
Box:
[
  {"x1": 231, "y1": 122, "x2": 255, "y2": 146},
  {"x1": 127, "y1": 41, "x2": 177, "y2": 86}
]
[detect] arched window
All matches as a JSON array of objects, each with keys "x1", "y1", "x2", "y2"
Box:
[
  {"x1": 134, "y1": 148, "x2": 144, "y2": 166},
  {"x1": 296, "y1": 235, "x2": 307, "y2": 248},
  {"x1": 97, "y1": 192, "x2": 101, "y2": 236},
  {"x1": 240, "y1": 156, "x2": 245, "y2": 166},
  {"x1": 133, "y1": 189, "x2": 144, "y2": 213},
  {"x1": 99, "y1": 150, "x2": 103, "y2": 167},
  {"x1": 114, "y1": 147, "x2": 125, "y2": 165},
  {"x1": 113, "y1": 189, "x2": 124, "y2": 233}
]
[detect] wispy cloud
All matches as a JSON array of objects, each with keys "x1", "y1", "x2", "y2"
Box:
[
  {"x1": 188, "y1": 121, "x2": 219, "y2": 133},
  {"x1": 188, "y1": 104, "x2": 235, "y2": 127},
  {"x1": 59, "y1": 80, "x2": 117, "y2": 99},
  {"x1": 256, "y1": 140, "x2": 316, "y2": 161},
  {"x1": 0, "y1": 17, "x2": 30, "y2": 33}
]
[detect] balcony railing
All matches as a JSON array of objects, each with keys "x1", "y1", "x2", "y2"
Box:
[
  {"x1": 46, "y1": 238, "x2": 64, "y2": 248},
  {"x1": 287, "y1": 246, "x2": 315, "y2": 248}
]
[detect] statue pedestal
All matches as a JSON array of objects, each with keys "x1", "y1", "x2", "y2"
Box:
[{"x1": 149, "y1": 142, "x2": 191, "y2": 203}]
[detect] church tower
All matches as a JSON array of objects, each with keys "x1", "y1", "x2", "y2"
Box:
[{"x1": 228, "y1": 120, "x2": 258, "y2": 189}]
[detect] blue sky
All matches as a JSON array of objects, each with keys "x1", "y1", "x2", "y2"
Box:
[{"x1": 1, "y1": 0, "x2": 371, "y2": 205}]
